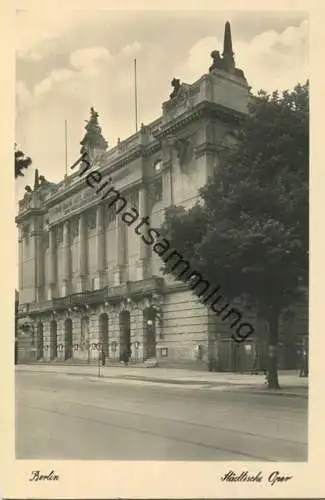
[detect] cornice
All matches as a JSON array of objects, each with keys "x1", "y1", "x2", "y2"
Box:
[
  {"x1": 44, "y1": 143, "x2": 160, "y2": 209},
  {"x1": 156, "y1": 101, "x2": 245, "y2": 140},
  {"x1": 195, "y1": 142, "x2": 220, "y2": 158},
  {"x1": 15, "y1": 208, "x2": 45, "y2": 225},
  {"x1": 47, "y1": 177, "x2": 146, "y2": 228}
]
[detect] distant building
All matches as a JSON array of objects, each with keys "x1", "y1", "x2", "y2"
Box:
[{"x1": 15, "y1": 22, "x2": 307, "y2": 370}]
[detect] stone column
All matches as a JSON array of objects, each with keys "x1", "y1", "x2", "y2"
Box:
[
  {"x1": 95, "y1": 204, "x2": 105, "y2": 289},
  {"x1": 31, "y1": 217, "x2": 43, "y2": 302},
  {"x1": 114, "y1": 215, "x2": 125, "y2": 285},
  {"x1": 78, "y1": 213, "x2": 88, "y2": 291},
  {"x1": 62, "y1": 220, "x2": 71, "y2": 296},
  {"x1": 18, "y1": 226, "x2": 23, "y2": 293},
  {"x1": 136, "y1": 186, "x2": 150, "y2": 280},
  {"x1": 48, "y1": 227, "x2": 57, "y2": 299}
]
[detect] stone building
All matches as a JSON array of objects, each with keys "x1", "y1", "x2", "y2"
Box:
[{"x1": 16, "y1": 22, "x2": 307, "y2": 370}]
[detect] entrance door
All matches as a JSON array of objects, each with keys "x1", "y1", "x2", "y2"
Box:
[
  {"x1": 50, "y1": 320, "x2": 57, "y2": 360},
  {"x1": 119, "y1": 311, "x2": 131, "y2": 362},
  {"x1": 99, "y1": 314, "x2": 109, "y2": 363},
  {"x1": 143, "y1": 308, "x2": 156, "y2": 360},
  {"x1": 64, "y1": 318, "x2": 73, "y2": 360},
  {"x1": 36, "y1": 322, "x2": 44, "y2": 360}
]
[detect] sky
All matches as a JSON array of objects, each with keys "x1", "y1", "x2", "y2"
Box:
[{"x1": 15, "y1": 9, "x2": 309, "y2": 202}]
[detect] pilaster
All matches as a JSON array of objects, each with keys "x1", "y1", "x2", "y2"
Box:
[
  {"x1": 77, "y1": 213, "x2": 88, "y2": 291},
  {"x1": 114, "y1": 214, "x2": 126, "y2": 285},
  {"x1": 18, "y1": 226, "x2": 23, "y2": 292},
  {"x1": 95, "y1": 205, "x2": 105, "y2": 289},
  {"x1": 31, "y1": 217, "x2": 43, "y2": 302},
  {"x1": 62, "y1": 220, "x2": 71, "y2": 296},
  {"x1": 48, "y1": 227, "x2": 57, "y2": 299},
  {"x1": 136, "y1": 186, "x2": 150, "y2": 280}
]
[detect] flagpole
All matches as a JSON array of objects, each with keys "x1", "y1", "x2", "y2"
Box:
[
  {"x1": 134, "y1": 59, "x2": 138, "y2": 132},
  {"x1": 64, "y1": 119, "x2": 68, "y2": 178}
]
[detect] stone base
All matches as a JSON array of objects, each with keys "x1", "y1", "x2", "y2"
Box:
[
  {"x1": 136, "y1": 259, "x2": 149, "y2": 281},
  {"x1": 93, "y1": 273, "x2": 104, "y2": 290},
  {"x1": 61, "y1": 280, "x2": 71, "y2": 296},
  {"x1": 114, "y1": 266, "x2": 127, "y2": 286},
  {"x1": 47, "y1": 284, "x2": 57, "y2": 300},
  {"x1": 76, "y1": 276, "x2": 88, "y2": 292}
]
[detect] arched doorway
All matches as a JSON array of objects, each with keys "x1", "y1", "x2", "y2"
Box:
[
  {"x1": 81, "y1": 315, "x2": 90, "y2": 362},
  {"x1": 143, "y1": 307, "x2": 156, "y2": 360},
  {"x1": 36, "y1": 322, "x2": 44, "y2": 360},
  {"x1": 64, "y1": 318, "x2": 73, "y2": 360},
  {"x1": 119, "y1": 311, "x2": 131, "y2": 362},
  {"x1": 49, "y1": 320, "x2": 57, "y2": 360},
  {"x1": 99, "y1": 313, "x2": 109, "y2": 364}
]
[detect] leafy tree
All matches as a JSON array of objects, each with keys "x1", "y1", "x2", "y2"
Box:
[
  {"x1": 15, "y1": 144, "x2": 32, "y2": 179},
  {"x1": 159, "y1": 82, "x2": 309, "y2": 389}
]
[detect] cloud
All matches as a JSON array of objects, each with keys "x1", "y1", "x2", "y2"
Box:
[
  {"x1": 120, "y1": 41, "x2": 142, "y2": 57},
  {"x1": 16, "y1": 81, "x2": 32, "y2": 109},
  {"x1": 34, "y1": 68, "x2": 75, "y2": 96},
  {"x1": 179, "y1": 36, "x2": 219, "y2": 83},
  {"x1": 15, "y1": 40, "x2": 149, "y2": 201},
  {"x1": 70, "y1": 46, "x2": 111, "y2": 70},
  {"x1": 16, "y1": 9, "x2": 80, "y2": 60},
  {"x1": 15, "y1": 20, "x2": 308, "y2": 205}
]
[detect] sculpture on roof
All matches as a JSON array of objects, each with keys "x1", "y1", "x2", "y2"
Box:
[
  {"x1": 170, "y1": 78, "x2": 181, "y2": 99},
  {"x1": 209, "y1": 21, "x2": 246, "y2": 80},
  {"x1": 209, "y1": 50, "x2": 224, "y2": 71},
  {"x1": 80, "y1": 107, "x2": 108, "y2": 159}
]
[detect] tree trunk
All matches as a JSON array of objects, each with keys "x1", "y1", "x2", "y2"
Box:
[{"x1": 267, "y1": 308, "x2": 281, "y2": 389}]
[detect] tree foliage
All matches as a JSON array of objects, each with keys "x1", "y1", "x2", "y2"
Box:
[
  {"x1": 15, "y1": 144, "x2": 32, "y2": 179},
  {"x1": 160, "y1": 82, "x2": 309, "y2": 388}
]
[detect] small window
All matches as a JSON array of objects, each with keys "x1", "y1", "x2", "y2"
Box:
[{"x1": 160, "y1": 347, "x2": 168, "y2": 357}]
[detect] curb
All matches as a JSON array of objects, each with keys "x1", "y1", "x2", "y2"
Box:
[
  {"x1": 59, "y1": 371, "x2": 308, "y2": 397},
  {"x1": 233, "y1": 388, "x2": 308, "y2": 398},
  {"x1": 16, "y1": 366, "x2": 308, "y2": 397}
]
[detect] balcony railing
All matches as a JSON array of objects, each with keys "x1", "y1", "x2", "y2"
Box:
[{"x1": 18, "y1": 277, "x2": 165, "y2": 315}]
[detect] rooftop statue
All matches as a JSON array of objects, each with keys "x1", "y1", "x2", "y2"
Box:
[
  {"x1": 208, "y1": 22, "x2": 246, "y2": 80},
  {"x1": 80, "y1": 107, "x2": 108, "y2": 157},
  {"x1": 170, "y1": 78, "x2": 181, "y2": 99},
  {"x1": 209, "y1": 50, "x2": 224, "y2": 72}
]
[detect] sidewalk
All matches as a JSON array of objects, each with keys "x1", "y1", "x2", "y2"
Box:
[{"x1": 16, "y1": 363, "x2": 308, "y2": 398}]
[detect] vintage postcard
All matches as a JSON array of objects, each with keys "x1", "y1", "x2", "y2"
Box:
[{"x1": 0, "y1": 0, "x2": 324, "y2": 498}]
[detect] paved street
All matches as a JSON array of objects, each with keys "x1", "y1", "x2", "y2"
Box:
[{"x1": 16, "y1": 367, "x2": 307, "y2": 461}]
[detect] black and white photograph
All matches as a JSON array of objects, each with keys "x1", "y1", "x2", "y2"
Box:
[
  {"x1": 3, "y1": 1, "x2": 324, "y2": 498},
  {"x1": 13, "y1": 7, "x2": 310, "y2": 464}
]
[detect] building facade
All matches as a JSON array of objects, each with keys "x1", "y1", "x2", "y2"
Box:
[{"x1": 16, "y1": 23, "x2": 308, "y2": 370}]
